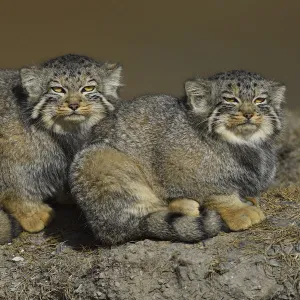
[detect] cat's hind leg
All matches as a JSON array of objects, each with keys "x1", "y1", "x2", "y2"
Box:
[{"x1": 71, "y1": 147, "x2": 222, "y2": 245}]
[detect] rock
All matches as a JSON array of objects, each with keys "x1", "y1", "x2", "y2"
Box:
[{"x1": 11, "y1": 256, "x2": 24, "y2": 262}]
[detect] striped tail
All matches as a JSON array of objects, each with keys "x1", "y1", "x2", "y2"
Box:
[
  {"x1": 86, "y1": 206, "x2": 222, "y2": 245},
  {"x1": 140, "y1": 209, "x2": 222, "y2": 242}
]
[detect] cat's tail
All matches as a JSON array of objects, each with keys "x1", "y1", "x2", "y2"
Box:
[
  {"x1": 73, "y1": 185, "x2": 222, "y2": 245},
  {"x1": 140, "y1": 209, "x2": 222, "y2": 243},
  {"x1": 78, "y1": 201, "x2": 222, "y2": 246},
  {"x1": 0, "y1": 209, "x2": 21, "y2": 244}
]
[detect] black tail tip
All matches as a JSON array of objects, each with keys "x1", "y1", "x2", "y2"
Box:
[{"x1": 201, "y1": 209, "x2": 224, "y2": 237}]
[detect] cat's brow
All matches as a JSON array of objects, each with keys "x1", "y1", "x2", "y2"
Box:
[
  {"x1": 255, "y1": 92, "x2": 268, "y2": 98},
  {"x1": 51, "y1": 80, "x2": 60, "y2": 84},
  {"x1": 87, "y1": 78, "x2": 96, "y2": 83},
  {"x1": 222, "y1": 90, "x2": 234, "y2": 94},
  {"x1": 50, "y1": 81, "x2": 63, "y2": 87}
]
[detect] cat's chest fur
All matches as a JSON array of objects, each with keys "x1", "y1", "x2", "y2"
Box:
[
  {"x1": 1, "y1": 95, "x2": 85, "y2": 197},
  {"x1": 226, "y1": 143, "x2": 276, "y2": 196},
  {"x1": 20, "y1": 126, "x2": 69, "y2": 196}
]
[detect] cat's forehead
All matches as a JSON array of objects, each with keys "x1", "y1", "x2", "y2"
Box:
[
  {"x1": 42, "y1": 54, "x2": 99, "y2": 69},
  {"x1": 42, "y1": 54, "x2": 103, "y2": 88},
  {"x1": 46, "y1": 69, "x2": 95, "y2": 89},
  {"x1": 209, "y1": 70, "x2": 263, "y2": 80},
  {"x1": 210, "y1": 70, "x2": 269, "y2": 97},
  {"x1": 54, "y1": 73, "x2": 93, "y2": 88}
]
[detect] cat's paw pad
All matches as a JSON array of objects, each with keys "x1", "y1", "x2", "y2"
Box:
[
  {"x1": 17, "y1": 204, "x2": 55, "y2": 233},
  {"x1": 219, "y1": 205, "x2": 265, "y2": 231}
]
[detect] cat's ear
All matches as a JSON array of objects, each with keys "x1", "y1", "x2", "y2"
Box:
[
  {"x1": 20, "y1": 67, "x2": 45, "y2": 102},
  {"x1": 185, "y1": 79, "x2": 212, "y2": 115},
  {"x1": 100, "y1": 62, "x2": 123, "y2": 98},
  {"x1": 270, "y1": 82, "x2": 286, "y2": 109}
]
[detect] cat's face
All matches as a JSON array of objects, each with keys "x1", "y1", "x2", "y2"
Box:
[
  {"x1": 185, "y1": 70, "x2": 285, "y2": 144},
  {"x1": 21, "y1": 54, "x2": 122, "y2": 134}
]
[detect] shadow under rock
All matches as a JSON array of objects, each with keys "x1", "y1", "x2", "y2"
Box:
[{"x1": 44, "y1": 201, "x2": 99, "y2": 250}]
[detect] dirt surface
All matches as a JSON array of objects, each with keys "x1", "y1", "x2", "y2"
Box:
[{"x1": 1, "y1": 111, "x2": 300, "y2": 300}]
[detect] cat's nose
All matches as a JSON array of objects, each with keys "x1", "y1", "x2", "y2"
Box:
[
  {"x1": 243, "y1": 113, "x2": 254, "y2": 119},
  {"x1": 68, "y1": 103, "x2": 79, "y2": 111}
]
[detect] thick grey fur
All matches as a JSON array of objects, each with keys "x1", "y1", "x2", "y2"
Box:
[
  {"x1": 70, "y1": 70, "x2": 285, "y2": 245},
  {"x1": 0, "y1": 54, "x2": 122, "y2": 243}
]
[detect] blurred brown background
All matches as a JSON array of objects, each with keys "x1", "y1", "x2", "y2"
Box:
[{"x1": 0, "y1": 0, "x2": 299, "y2": 108}]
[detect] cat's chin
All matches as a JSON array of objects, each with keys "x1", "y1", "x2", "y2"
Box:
[
  {"x1": 215, "y1": 124, "x2": 269, "y2": 144},
  {"x1": 63, "y1": 114, "x2": 86, "y2": 123},
  {"x1": 232, "y1": 123, "x2": 258, "y2": 135},
  {"x1": 44, "y1": 115, "x2": 88, "y2": 134}
]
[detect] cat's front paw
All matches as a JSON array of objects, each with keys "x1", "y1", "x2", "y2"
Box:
[
  {"x1": 218, "y1": 204, "x2": 265, "y2": 231},
  {"x1": 16, "y1": 204, "x2": 55, "y2": 233}
]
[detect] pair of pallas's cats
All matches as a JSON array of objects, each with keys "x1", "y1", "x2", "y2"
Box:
[{"x1": 0, "y1": 54, "x2": 285, "y2": 245}]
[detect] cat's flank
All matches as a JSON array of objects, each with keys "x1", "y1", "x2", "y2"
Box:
[
  {"x1": 0, "y1": 55, "x2": 122, "y2": 243},
  {"x1": 70, "y1": 70, "x2": 285, "y2": 245}
]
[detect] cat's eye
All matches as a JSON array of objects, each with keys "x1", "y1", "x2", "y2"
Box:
[
  {"x1": 81, "y1": 86, "x2": 95, "y2": 93},
  {"x1": 254, "y1": 98, "x2": 266, "y2": 104},
  {"x1": 51, "y1": 87, "x2": 66, "y2": 94},
  {"x1": 223, "y1": 97, "x2": 239, "y2": 104}
]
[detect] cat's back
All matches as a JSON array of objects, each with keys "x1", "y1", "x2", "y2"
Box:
[
  {"x1": 114, "y1": 94, "x2": 181, "y2": 128},
  {"x1": 0, "y1": 69, "x2": 19, "y2": 85},
  {"x1": 0, "y1": 70, "x2": 28, "y2": 137},
  {"x1": 125, "y1": 94, "x2": 180, "y2": 114},
  {"x1": 92, "y1": 94, "x2": 182, "y2": 144},
  {"x1": 0, "y1": 69, "x2": 22, "y2": 119},
  {"x1": 0, "y1": 69, "x2": 20, "y2": 100}
]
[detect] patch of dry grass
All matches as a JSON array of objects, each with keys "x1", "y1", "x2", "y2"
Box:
[
  {"x1": 251, "y1": 185, "x2": 300, "y2": 244},
  {"x1": 233, "y1": 185, "x2": 300, "y2": 297}
]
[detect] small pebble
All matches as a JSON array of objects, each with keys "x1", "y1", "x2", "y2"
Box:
[
  {"x1": 282, "y1": 245, "x2": 294, "y2": 254},
  {"x1": 74, "y1": 284, "x2": 83, "y2": 294},
  {"x1": 11, "y1": 256, "x2": 24, "y2": 262},
  {"x1": 268, "y1": 259, "x2": 281, "y2": 267}
]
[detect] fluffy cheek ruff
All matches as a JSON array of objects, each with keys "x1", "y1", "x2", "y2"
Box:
[
  {"x1": 31, "y1": 95, "x2": 115, "y2": 134},
  {"x1": 75, "y1": 95, "x2": 115, "y2": 132},
  {"x1": 208, "y1": 108, "x2": 279, "y2": 144}
]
